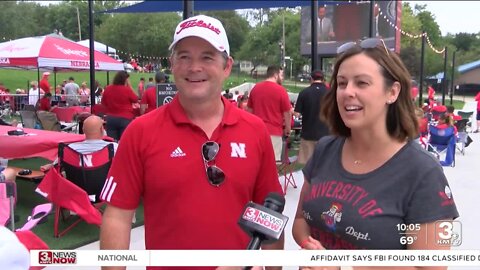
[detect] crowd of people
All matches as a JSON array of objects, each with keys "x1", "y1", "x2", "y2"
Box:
[{"x1": 0, "y1": 13, "x2": 471, "y2": 270}]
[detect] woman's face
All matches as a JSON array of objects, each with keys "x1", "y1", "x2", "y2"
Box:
[{"x1": 336, "y1": 53, "x2": 399, "y2": 133}]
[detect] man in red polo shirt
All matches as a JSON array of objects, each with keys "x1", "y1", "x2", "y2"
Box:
[
  {"x1": 100, "y1": 15, "x2": 283, "y2": 270},
  {"x1": 39, "y1": 72, "x2": 51, "y2": 94},
  {"x1": 140, "y1": 71, "x2": 166, "y2": 115}
]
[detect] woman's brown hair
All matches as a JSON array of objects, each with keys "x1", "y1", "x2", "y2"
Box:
[
  {"x1": 320, "y1": 42, "x2": 419, "y2": 141},
  {"x1": 112, "y1": 71, "x2": 130, "y2": 86}
]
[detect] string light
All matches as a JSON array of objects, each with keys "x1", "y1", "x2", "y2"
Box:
[
  {"x1": 425, "y1": 34, "x2": 445, "y2": 54},
  {"x1": 115, "y1": 48, "x2": 169, "y2": 61},
  {"x1": 377, "y1": 4, "x2": 445, "y2": 54}
]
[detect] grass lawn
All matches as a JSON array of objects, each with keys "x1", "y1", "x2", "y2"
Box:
[{"x1": 0, "y1": 68, "x2": 305, "y2": 96}]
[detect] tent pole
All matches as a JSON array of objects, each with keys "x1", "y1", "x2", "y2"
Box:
[
  {"x1": 106, "y1": 46, "x2": 110, "y2": 85},
  {"x1": 88, "y1": 0, "x2": 96, "y2": 108},
  {"x1": 54, "y1": 69, "x2": 57, "y2": 100},
  {"x1": 183, "y1": 0, "x2": 194, "y2": 19},
  {"x1": 37, "y1": 68, "x2": 41, "y2": 101},
  {"x1": 311, "y1": 0, "x2": 319, "y2": 70}
]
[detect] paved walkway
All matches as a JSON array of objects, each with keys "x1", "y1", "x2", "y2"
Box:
[{"x1": 46, "y1": 133, "x2": 480, "y2": 270}]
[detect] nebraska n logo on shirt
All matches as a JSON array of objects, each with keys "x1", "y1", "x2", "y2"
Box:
[{"x1": 230, "y1": 142, "x2": 246, "y2": 158}]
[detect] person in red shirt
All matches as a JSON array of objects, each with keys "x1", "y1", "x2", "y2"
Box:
[
  {"x1": 247, "y1": 66, "x2": 292, "y2": 161},
  {"x1": 140, "y1": 72, "x2": 166, "y2": 115},
  {"x1": 446, "y1": 105, "x2": 462, "y2": 121},
  {"x1": 39, "y1": 72, "x2": 51, "y2": 94},
  {"x1": 38, "y1": 92, "x2": 52, "y2": 111},
  {"x1": 427, "y1": 85, "x2": 435, "y2": 104},
  {"x1": 437, "y1": 113, "x2": 457, "y2": 136},
  {"x1": 99, "y1": 15, "x2": 283, "y2": 270},
  {"x1": 137, "y1": 77, "x2": 145, "y2": 99},
  {"x1": 101, "y1": 71, "x2": 139, "y2": 141},
  {"x1": 411, "y1": 86, "x2": 419, "y2": 102},
  {"x1": 475, "y1": 91, "x2": 480, "y2": 132}
]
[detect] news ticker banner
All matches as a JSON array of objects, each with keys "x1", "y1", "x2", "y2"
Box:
[{"x1": 31, "y1": 250, "x2": 480, "y2": 267}]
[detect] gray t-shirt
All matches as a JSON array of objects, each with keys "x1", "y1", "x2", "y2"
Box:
[
  {"x1": 69, "y1": 139, "x2": 118, "y2": 154},
  {"x1": 302, "y1": 136, "x2": 459, "y2": 249},
  {"x1": 64, "y1": 82, "x2": 80, "y2": 96}
]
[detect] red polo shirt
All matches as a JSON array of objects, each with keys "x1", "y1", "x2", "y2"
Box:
[
  {"x1": 140, "y1": 86, "x2": 156, "y2": 114},
  {"x1": 38, "y1": 97, "x2": 51, "y2": 111},
  {"x1": 247, "y1": 81, "x2": 292, "y2": 136},
  {"x1": 101, "y1": 96, "x2": 282, "y2": 267},
  {"x1": 102, "y1": 84, "x2": 138, "y2": 119},
  {"x1": 40, "y1": 78, "x2": 51, "y2": 94}
]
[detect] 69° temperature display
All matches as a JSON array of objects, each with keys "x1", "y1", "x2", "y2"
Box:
[{"x1": 396, "y1": 223, "x2": 421, "y2": 245}]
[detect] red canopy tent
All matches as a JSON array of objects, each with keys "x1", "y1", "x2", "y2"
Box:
[{"x1": 0, "y1": 34, "x2": 124, "y2": 71}]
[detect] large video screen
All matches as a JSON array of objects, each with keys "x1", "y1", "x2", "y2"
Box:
[{"x1": 300, "y1": 1, "x2": 399, "y2": 56}]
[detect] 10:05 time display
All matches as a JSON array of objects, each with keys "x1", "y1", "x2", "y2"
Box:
[{"x1": 396, "y1": 223, "x2": 421, "y2": 231}]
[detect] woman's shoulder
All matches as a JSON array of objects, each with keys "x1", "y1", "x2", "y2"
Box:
[
  {"x1": 317, "y1": 135, "x2": 341, "y2": 148},
  {"x1": 399, "y1": 140, "x2": 441, "y2": 170},
  {"x1": 311, "y1": 136, "x2": 342, "y2": 156}
]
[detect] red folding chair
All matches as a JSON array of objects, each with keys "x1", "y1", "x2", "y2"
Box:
[{"x1": 37, "y1": 142, "x2": 114, "y2": 237}]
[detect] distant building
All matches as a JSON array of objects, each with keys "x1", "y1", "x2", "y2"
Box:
[{"x1": 431, "y1": 59, "x2": 480, "y2": 95}]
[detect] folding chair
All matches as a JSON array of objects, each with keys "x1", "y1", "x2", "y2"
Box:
[
  {"x1": 23, "y1": 104, "x2": 36, "y2": 111},
  {"x1": 19, "y1": 110, "x2": 39, "y2": 128},
  {"x1": 457, "y1": 111, "x2": 474, "y2": 132},
  {"x1": 39, "y1": 143, "x2": 114, "y2": 237},
  {"x1": 36, "y1": 110, "x2": 76, "y2": 132},
  {"x1": 428, "y1": 125, "x2": 456, "y2": 167},
  {"x1": 0, "y1": 179, "x2": 16, "y2": 231},
  {"x1": 276, "y1": 137, "x2": 297, "y2": 195},
  {"x1": 454, "y1": 119, "x2": 469, "y2": 155}
]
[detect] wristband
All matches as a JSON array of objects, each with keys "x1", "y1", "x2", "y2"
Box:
[{"x1": 300, "y1": 238, "x2": 310, "y2": 249}]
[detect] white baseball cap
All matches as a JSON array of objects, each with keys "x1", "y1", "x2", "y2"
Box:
[
  {"x1": 169, "y1": 15, "x2": 230, "y2": 56},
  {"x1": 43, "y1": 72, "x2": 50, "y2": 76}
]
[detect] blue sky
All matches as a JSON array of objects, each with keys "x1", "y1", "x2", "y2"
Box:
[{"x1": 407, "y1": 1, "x2": 480, "y2": 35}]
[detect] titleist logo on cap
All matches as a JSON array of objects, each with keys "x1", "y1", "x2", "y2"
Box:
[{"x1": 176, "y1": 19, "x2": 221, "y2": 35}]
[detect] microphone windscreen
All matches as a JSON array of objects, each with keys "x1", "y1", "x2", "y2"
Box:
[{"x1": 264, "y1": 192, "x2": 285, "y2": 213}]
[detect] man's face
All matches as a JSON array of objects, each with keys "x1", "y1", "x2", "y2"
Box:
[
  {"x1": 170, "y1": 37, "x2": 233, "y2": 103},
  {"x1": 318, "y1": 7, "x2": 326, "y2": 19},
  {"x1": 276, "y1": 70, "x2": 285, "y2": 85}
]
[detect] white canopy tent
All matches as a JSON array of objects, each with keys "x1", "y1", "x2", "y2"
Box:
[{"x1": 76, "y1": 39, "x2": 116, "y2": 54}]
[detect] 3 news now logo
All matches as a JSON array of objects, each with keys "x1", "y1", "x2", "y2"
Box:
[
  {"x1": 242, "y1": 206, "x2": 284, "y2": 233},
  {"x1": 435, "y1": 220, "x2": 462, "y2": 247},
  {"x1": 39, "y1": 251, "x2": 77, "y2": 264}
]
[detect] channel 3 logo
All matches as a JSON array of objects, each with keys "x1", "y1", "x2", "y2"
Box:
[
  {"x1": 39, "y1": 251, "x2": 53, "y2": 264},
  {"x1": 39, "y1": 251, "x2": 77, "y2": 264},
  {"x1": 435, "y1": 220, "x2": 462, "y2": 247}
]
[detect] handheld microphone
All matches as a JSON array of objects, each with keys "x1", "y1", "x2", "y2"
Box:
[{"x1": 238, "y1": 192, "x2": 289, "y2": 250}]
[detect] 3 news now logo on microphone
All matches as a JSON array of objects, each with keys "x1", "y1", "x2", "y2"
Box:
[
  {"x1": 39, "y1": 251, "x2": 77, "y2": 265},
  {"x1": 242, "y1": 206, "x2": 284, "y2": 233},
  {"x1": 238, "y1": 199, "x2": 289, "y2": 245}
]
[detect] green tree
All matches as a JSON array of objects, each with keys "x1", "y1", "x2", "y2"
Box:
[
  {"x1": 399, "y1": 2, "x2": 445, "y2": 81},
  {"x1": 0, "y1": 1, "x2": 49, "y2": 40},
  {"x1": 201, "y1": 11, "x2": 251, "y2": 57},
  {"x1": 96, "y1": 13, "x2": 181, "y2": 62},
  {"x1": 237, "y1": 9, "x2": 305, "y2": 76},
  {"x1": 449, "y1": 32, "x2": 478, "y2": 52}
]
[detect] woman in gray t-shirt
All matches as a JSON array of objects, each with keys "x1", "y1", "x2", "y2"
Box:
[{"x1": 292, "y1": 39, "x2": 458, "y2": 269}]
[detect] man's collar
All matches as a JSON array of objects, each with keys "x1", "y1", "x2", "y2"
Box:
[{"x1": 168, "y1": 95, "x2": 238, "y2": 126}]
